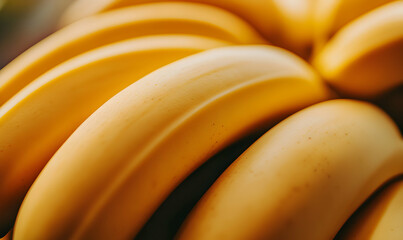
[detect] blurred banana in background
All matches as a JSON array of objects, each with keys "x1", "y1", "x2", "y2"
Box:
[
  {"x1": 0, "y1": 2, "x2": 265, "y2": 105},
  {"x1": 59, "y1": 0, "x2": 316, "y2": 57},
  {"x1": 312, "y1": 0, "x2": 396, "y2": 52},
  {"x1": 313, "y1": 1, "x2": 403, "y2": 98}
]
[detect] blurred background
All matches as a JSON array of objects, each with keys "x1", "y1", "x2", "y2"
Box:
[{"x1": 0, "y1": 0, "x2": 72, "y2": 68}]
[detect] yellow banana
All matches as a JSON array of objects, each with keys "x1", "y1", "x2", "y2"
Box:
[
  {"x1": 271, "y1": 0, "x2": 317, "y2": 58},
  {"x1": 177, "y1": 99, "x2": 403, "y2": 240},
  {"x1": 13, "y1": 45, "x2": 329, "y2": 240},
  {"x1": 60, "y1": 0, "x2": 314, "y2": 57},
  {"x1": 336, "y1": 178, "x2": 403, "y2": 240},
  {"x1": 313, "y1": 1, "x2": 403, "y2": 98},
  {"x1": 0, "y1": 34, "x2": 230, "y2": 236},
  {"x1": 59, "y1": 0, "x2": 278, "y2": 39},
  {"x1": 0, "y1": 2, "x2": 265, "y2": 106},
  {"x1": 313, "y1": 0, "x2": 395, "y2": 51}
]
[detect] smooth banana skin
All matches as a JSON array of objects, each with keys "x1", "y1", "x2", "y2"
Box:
[
  {"x1": 313, "y1": 0, "x2": 394, "y2": 52},
  {"x1": 13, "y1": 46, "x2": 329, "y2": 240},
  {"x1": 177, "y1": 99, "x2": 403, "y2": 240},
  {"x1": 0, "y1": 34, "x2": 230, "y2": 236},
  {"x1": 0, "y1": 2, "x2": 265, "y2": 106},
  {"x1": 336, "y1": 178, "x2": 403, "y2": 240},
  {"x1": 313, "y1": 1, "x2": 403, "y2": 98},
  {"x1": 60, "y1": 0, "x2": 314, "y2": 57}
]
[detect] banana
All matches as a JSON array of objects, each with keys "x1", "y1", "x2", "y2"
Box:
[
  {"x1": 313, "y1": 1, "x2": 403, "y2": 98},
  {"x1": 0, "y1": 2, "x2": 265, "y2": 106},
  {"x1": 313, "y1": 0, "x2": 395, "y2": 51},
  {"x1": 0, "y1": 34, "x2": 230, "y2": 236},
  {"x1": 177, "y1": 99, "x2": 403, "y2": 240},
  {"x1": 336, "y1": 178, "x2": 403, "y2": 240},
  {"x1": 60, "y1": 0, "x2": 314, "y2": 57},
  {"x1": 13, "y1": 45, "x2": 329, "y2": 240},
  {"x1": 271, "y1": 0, "x2": 317, "y2": 58}
]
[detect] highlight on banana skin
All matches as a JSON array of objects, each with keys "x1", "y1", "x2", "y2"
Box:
[{"x1": 0, "y1": 0, "x2": 402, "y2": 239}]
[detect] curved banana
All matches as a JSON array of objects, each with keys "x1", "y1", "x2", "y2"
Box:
[
  {"x1": 0, "y1": 34, "x2": 230, "y2": 236},
  {"x1": 313, "y1": 0, "x2": 394, "y2": 51},
  {"x1": 60, "y1": 0, "x2": 314, "y2": 57},
  {"x1": 0, "y1": 2, "x2": 265, "y2": 106},
  {"x1": 13, "y1": 45, "x2": 329, "y2": 240},
  {"x1": 313, "y1": 1, "x2": 403, "y2": 98},
  {"x1": 336, "y1": 178, "x2": 403, "y2": 240},
  {"x1": 177, "y1": 99, "x2": 403, "y2": 240}
]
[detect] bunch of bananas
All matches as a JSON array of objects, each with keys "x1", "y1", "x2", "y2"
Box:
[{"x1": 0, "y1": 0, "x2": 402, "y2": 239}]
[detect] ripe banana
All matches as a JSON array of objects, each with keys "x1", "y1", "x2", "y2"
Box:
[
  {"x1": 0, "y1": 34, "x2": 230, "y2": 236},
  {"x1": 13, "y1": 45, "x2": 329, "y2": 240},
  {"x1": 60, "y1": 0, "x2": 314, "y2": 57},
  {"x1": 313, "y1": 0, "x2": 395, "y2": 51},
  {"x1": 0, "y1": 2, "x2": 265, "y2": 106},
  {"x1": 336, "y1": 178, "x2": 403, "y2": 240},
  {"x1": 177, "y1": 99, "x2": 403, "y2": 240},
  {"x1": 313, "y1": 1, "x2": 403, "y2": 98}
]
